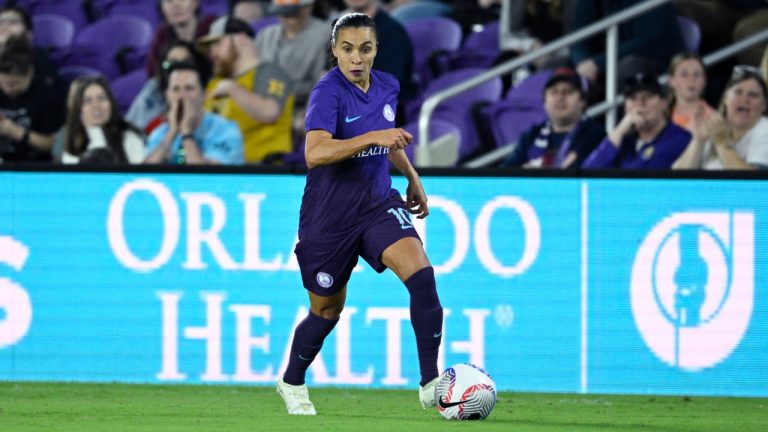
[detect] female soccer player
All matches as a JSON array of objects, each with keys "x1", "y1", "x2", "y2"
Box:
[{"x1": 276, "y1": 13, "x2": 443, "y2": 415}]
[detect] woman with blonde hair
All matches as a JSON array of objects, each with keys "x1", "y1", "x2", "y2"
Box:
[
  {"x1": 62, "y1": 76, "x2": 145, "y2": 164},
  {"x1": 673, "y1": 65, "x2": 768, "y2": 170}
]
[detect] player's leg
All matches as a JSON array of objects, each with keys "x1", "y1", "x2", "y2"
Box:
[
  {"x1": 381, "y1": 238, "x2": 443, "y2": 408},
  {"x1": 277, "y1": 286, "x2": 346, "y2": 415}
]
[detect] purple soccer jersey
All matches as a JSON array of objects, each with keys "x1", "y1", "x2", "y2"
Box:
[{"x1": 299, "y1": 67, "x2": 401, "y2": 239}]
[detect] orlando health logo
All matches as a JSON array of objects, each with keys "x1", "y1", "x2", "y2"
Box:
[
  {"x1": 0, "y1": 235, "x2": 32, "y2": 349},
  {"x1": 630, "y1": 212, "x2": 753, "y2": 372}
]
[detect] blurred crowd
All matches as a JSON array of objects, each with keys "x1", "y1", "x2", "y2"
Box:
[{"x1": 0, "y1": 0, "x2": 766, "y2": 171}]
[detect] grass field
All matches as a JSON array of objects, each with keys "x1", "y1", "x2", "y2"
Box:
[{"x1": 1, "y1": 382, "x2": 766, "y2": 431}]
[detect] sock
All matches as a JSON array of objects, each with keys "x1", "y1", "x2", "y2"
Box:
[
  {"x1": 282, "y1": 311, "x2": 338, "y2": 385},
  {"x1": 405, "y1": 266, "x2": 443, "y2": 386}
]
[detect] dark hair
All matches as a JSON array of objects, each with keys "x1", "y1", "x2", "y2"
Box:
[
  {"x1": 158, "y1": 39, "x2": 211, "y2": 92},
  {"x1": 165, "y1": 60, "x2": 206, "y2": 89},
  {"x1": 0, "y1": 5, "x2": 32, "y2": 32},
  {"x1": 64, "y1": 76, "x2": 141, "y2": 163},
  {"x1": 0, "y1": 34, "x2": 33, "y2": 75},
  {"x1": 328, "y1": 13, "x2": 377, "y2": 67}
]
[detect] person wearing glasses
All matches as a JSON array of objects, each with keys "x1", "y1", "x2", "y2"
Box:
[
  {"x1": 582, "y1": 72, "x2": 691, "y2": 169},
  {"x1": 673, "y1": 65, "x2": 768, "y2": 170}
]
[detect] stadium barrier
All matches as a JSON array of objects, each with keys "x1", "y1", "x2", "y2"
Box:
[{"x1": 1, "y1": 166, "x2": 766, "y2": 397}]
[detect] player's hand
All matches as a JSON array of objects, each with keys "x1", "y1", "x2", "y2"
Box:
[
  {"x1": 374, "y1": 128, "x2": 413, "y2": 150},
  {"x1": 406, "y1": 179, "x2": 429, "y2": 219}
]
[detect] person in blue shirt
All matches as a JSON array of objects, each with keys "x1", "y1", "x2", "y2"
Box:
[
  {"x1": 276, "y1": 13, "x2": 442, "y2": 416},
  {"x1": 145, "y1": 62, "x2": 244, "y2": 165}
]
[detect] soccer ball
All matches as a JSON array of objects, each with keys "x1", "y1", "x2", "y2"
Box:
[{"x1": 435, "y1": 363, "x2": 497, "y2": 420}]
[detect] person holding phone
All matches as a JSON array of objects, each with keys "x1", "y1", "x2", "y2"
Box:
[{"x1": 582, "y1": 72, "x2": 691, "y2": 169}]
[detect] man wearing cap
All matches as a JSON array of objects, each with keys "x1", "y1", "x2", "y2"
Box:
[
  {"x1": 255, "y1": 0, "x2": 330, "y2": 107},
  {"x1": 582, "y1": 72, "x2": 691, "y2": 169},
  {"x1": 199, "y1": 16, "x2": 295, "y2": 164},
  {"x1": 500, "y1": 68, "x2": 605, "y2": 168}
]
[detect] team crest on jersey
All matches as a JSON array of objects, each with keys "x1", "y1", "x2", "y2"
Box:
[
  {"x1": 316, "y1": 272, "x2": 334, "y2": 288},
  {"x1": 383, "y1": 104, "x2": 395, "y2": 122}
]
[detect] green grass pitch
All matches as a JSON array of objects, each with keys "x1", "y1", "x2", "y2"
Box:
[{"x1": 1, "y1": 382, "x2": 766, "y2": 431}]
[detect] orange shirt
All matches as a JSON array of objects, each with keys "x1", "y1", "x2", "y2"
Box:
[{"x1": 672, "y1": 101, "x2": 716, "y2": 130}]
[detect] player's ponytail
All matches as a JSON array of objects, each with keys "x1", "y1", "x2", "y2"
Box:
[{"x1": 328, "y1": 12, "x2": 377, "y2": 68}]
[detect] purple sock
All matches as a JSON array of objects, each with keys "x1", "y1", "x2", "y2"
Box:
[
  {"x1": 282, "y1": 311, "x2": 338, "y2": 385},
  {"x1": 405, "y1": 266, "x2": 443, "y2": 386}
]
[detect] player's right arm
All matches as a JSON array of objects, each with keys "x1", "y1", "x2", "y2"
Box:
[{"x1": 305, "y1": 128, "x2": 412, "y2": 169}]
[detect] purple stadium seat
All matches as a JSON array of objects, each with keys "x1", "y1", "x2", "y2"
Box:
[
  {"x1": 677, "y1": 15, "x2": 701, "y2": 53},
  {"x1": 199, "y1": 0, "x2": 229, "y2": 18},
  {"x1": 251, "y1": 15, "x2": 279, "y2": 36},
  {"x1": 407, "y1": 68, "x2": 502, "y2": 161},
  {"x1": 402, "y1": 118, "x2": 461, "y2": 164},
  {"x1": 111, "y1": 68, "x2": 148, "y2": 115},
  {"x1": 450, "y1": 21, "x2": 500, "y2": 71},
  {"x1": 403, "y1": 16, "x2": 462, "y2": 92},
  {"x1": 505, "y1": 69, "x2": 553, "y2": 107},
  {"x1": 29, "y1": 1, "x2": 89, "y2": 32},
  {"x1": 32, "y1": 13, "x2": 75, "y2": 61},
  {"x1": 63, "y1": 15, "x2": 153, "y2": 79},
  {"x1": 107, "y1": 2, "x2": 162, "y2": 29},
  {"x1": 57, "y1": 65, "x2": 103, "y2": 87},
  {"x1": 483, "y1": 100, "x2": 548, "y2": 149}
]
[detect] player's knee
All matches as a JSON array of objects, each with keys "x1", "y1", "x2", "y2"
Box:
[{"x1": 311, "y1": 304, "x2": 344, "y2": 320}]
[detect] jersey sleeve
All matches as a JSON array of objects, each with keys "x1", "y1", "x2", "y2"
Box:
[
  {"x1": 253, "y1": 63, "x2": 291, "y2": 108},
  {"x1": 304, "y1": 80, "x2": 339, "y2": 136}
]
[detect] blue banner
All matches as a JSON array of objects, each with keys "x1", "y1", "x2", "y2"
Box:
[{"x1": 0, "y1": 172, "x2": 765, "y2": 396}]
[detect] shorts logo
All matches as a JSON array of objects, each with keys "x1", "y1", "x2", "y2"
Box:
[
  {"x1": 630, "y1": 212, "x2": 754, "y2": 372},
  {"x1": 383, "y1": 104, "x2": 395, "y2": 122},
  {"x1": 316, "y1": 272, "x2": 334, "y2": 288}
]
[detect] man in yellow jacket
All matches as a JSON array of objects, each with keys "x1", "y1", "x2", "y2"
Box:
[{"x1": 198, "y1": 17, "x2": 294, "y2": 164}]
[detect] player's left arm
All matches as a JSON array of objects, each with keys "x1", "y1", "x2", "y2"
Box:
[{"x1": 389, "y1": 149, "x2": 429, "y2": 219}]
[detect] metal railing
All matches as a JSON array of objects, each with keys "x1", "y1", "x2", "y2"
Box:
[
  {"x1": 464, "y1": 27, "x2": 768, "y2": 168},
  {"x1": 416, "y1": 0, "x2": 674, "y2": 167}
]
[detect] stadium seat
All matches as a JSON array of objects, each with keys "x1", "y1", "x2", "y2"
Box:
[
  {"x1": 106, "y1": 1, "x2": 163, "y2": 30},
  {"x1": 29, "y1": 0, "x2": 90, "y2": 33},
  {"x1": 482, "y1": 99, "x2": 548, "y2": 149},
  {"x1": 57, "y1": 65, "x2": 103, "y2": 88},
  {"x1": 402, "y1": 117, "x2": 461, "y2": 166},
  {"x1": 677, "y1": 15, "x2": 702, "y2": 53},
  {"x1": 111, "y1": 68, "x2": 148, "y2": 115},
  {"x1": 449, "y1": 21, "x2": 500, "y2": 71},
  {"x1": 32, "y1": 13, "x2": 75, "y2": 62},
  {"x1": 199, "y1": 0, "x2": 229, "y2": 18},
  {"x1": 391, "y1": 0, "x2": 454, "y2": 24},
  {"x1": 403, "y1": 16, "x2": 462, "y2": 93},
  {"x1": 505, "y1": 69, "x2": 553, "y2": 107},
  {"x1": 407, "y1": 68, "x2": 502, "y2": 161},
  {"x1": 63, "y1": 15, "x2": 153, "y2": 79}
]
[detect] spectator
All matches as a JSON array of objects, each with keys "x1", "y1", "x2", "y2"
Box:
[
  {"x1": 199, "y1": 17, "x2": 294, "y2": 163},
  {"x1": 673, "y1": 65, "x2": 768, "y2": 170},
  {"x1": 343, "y1": 0, "x2": 416, "y2": 112},
  {"x1": 127, "y1": 40, "x2": 211, "y2": 133},
  {"x1": 0, "y1": 36, "x2": 64, "y2": 163},
  {"x1": 570, "y1": 0, "x2": 684, "y2": 89},
  {"x1": 255, "y1": 0, "x2": 330, "y2": 107},
  {"x1": 147, "y1": 0, "x2": 217, "y2": 77},
  {"x1": 61, "y1": 76, "x2": 145, "y2": 164},
  {"x1": 667, "y1": 52, "x2": 716, "y2": 132},
  {"x1": 145, "y1": 62, "x2": 244, "y2": 165},
  {"x1": 0, "y1": 6, "x2": 59, "y2": 88},
  {"x1": 501, "y1": 67, "x2": 604, "y2": 168},
  {"x1": 582, "y1": 72, "x2": 691, "y2": 169}
]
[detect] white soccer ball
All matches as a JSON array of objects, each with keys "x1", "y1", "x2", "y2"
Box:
[{"x1": 435, "y1": 363, "x2": 497, "y2": 420}]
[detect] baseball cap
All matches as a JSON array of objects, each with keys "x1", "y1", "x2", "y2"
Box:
[
  {"x1": 621, "y1": 72, "x2": 664, "y2": 97},
  {"x1": 269, "y1": 0, "x2": 313, "y2": 16},
  {"x1": 196, "y1": 16, "x2": 255, "y2": 46},
  {"x1": 544, "y1": 67, "x2": 586, "y2": 96}
]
